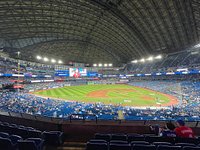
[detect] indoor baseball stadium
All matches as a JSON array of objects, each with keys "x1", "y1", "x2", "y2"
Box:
[{"x1": 0, "y1": 0, "x2": 200, "y2": 150}]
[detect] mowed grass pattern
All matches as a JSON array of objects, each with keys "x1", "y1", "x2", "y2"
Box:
[{"x1": 33, "y1": 84, "x2": 171, "y2": 106}]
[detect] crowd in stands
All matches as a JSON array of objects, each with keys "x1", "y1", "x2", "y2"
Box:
[
  {"x1": 0, "y1": 79, "x2": 199, "y2": 121},
  {"x1": 24, "y1": 82, "x2": 70, "y2": 92},
  {"x1": 125, "y1": 49, "x2": 200, "y2": 74},
  {"x1": 0, "y1": 56, "x2": 55, "y2": 75}
]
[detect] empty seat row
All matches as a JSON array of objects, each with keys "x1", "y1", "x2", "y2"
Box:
[
  {"x1": 86, "y1": 142, "x2": 200, "y2": 150},
  {"x1": 0, "y1": 121, "x2": 64, "y2": 146},
  {"x1": 0, "y1": 137, "x2": 43, "y2": 150},
  {"x1": 94, "y1": 133, "x2": 200, "y2": 144},
  {"x1": 89, "y1": 139, "x2": 198, "y2": 147}
]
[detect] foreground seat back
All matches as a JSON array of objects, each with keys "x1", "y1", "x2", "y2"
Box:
[
  {"x1": 0, "y1": 137, "x2": 14, "y2": 150},
  {"x1": 175, "y1": 137, "x2": 200, "y2": 145},
  {"x1": 9, "y1": 135, "x2": 22, "y2": 145},
  {"x1": 42, "y1": 131, "x2": 63, "y2": 146},
  {"x1": 153, "y1": 142, "x2": 172, "y2": 147},
  {"x1": 132, "y1": 144, "x2": 156, "y2": 150},
  {"x1": 18, "y1": 140, "x2": 38, "y2": 150},
  {"x1": 111, "y1": 134, "x2": 127, "y2": 141},
  {"x1": 146, "y1": 136, "x2": 174, "y2": 143},
  {"x1": 15, "y1": 128, "x2": 29, "y2": 138},
  {"x1": 131, "y1": 141, "x2": 150, "y2": 145},
  {"x1": 175, "y1": 143, "x2": 196, "y2": 147},
  {"x1": 157, "y1": 145, "x2": 182, "y2": 150},
  {"x1": 127, "y1": 135, "x2": 145, "y2": 142},
  {"x1": 86, "y1": 142, "x2": 108, "y2": 150},
  {"x1": 110, "y1": 140, "x2": 128, "y2": 144},
  {"x1": 0, "y1": 132, "x2": 9, "y2": 138},
  {"x1": 95, "y1": 133, "x2": 111, "y2": 142},
  {"x1": 27, "y1": 138, "x2": 44, "y2": 150},
  {"x1": 89, "y1": 139, "x2": 107, "y2": 143},
  {"x1": 110, "y1": 143, "x2": 131, "y2": 150},
  {"x1": 28, "y1": 130, "x2": 42, "y2": 138},
  {"x1": 183, "y1": 146, "x2": 200, "y2": 150}
]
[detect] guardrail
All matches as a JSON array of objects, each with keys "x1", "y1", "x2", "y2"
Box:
[{"x1": 0, "y1": 110, "x2": 200, "y2": 128}]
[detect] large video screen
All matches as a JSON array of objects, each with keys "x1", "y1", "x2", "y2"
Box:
[{"x1": 69, "y1": 68, "x2": 87, "y2": 77}]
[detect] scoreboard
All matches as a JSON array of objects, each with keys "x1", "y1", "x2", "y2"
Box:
[{"x1": 69, "y1": 68, "x2": 87, "y2": 77}]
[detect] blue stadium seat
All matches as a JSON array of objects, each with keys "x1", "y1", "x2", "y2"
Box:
[
  {"x1": 157, "y1": 145, "x2": 182, "y2": 150},
  {"x1": 153, "y1": 142, "x2": 172, "y2": 147},
  {"x1": 26, "y1": 127, "x2": 35, "y2": 131},
  {"x1": 0, "y1": 137, "x2": 15, "y2": 150},
  {"x1": 95, "y1": 133, "x2": 111, "y2": 142},
  {"x1": 110, "y1": 143, "x2": 131, "y2": 150},
  {"x1": 131, "y1": 141, "x2": 150, "y2": 145},
  {"x1": 89, "y1": 139, "x2": 107, "y2": 143},
  {"x1": 0, "y1": 124, "x2": 10, "y2": 133},
  {"x1": 2, "y1": 122, "x2": 9, "y2": 126},
  {"x1": 145, "y1": 136, "x2": 175, "y2": 143},
  {"x1": 9, "y1": 124, "x2": 17, "y2": 128},
  {"x1": 28, "y1": 130, "x2": 42, "y2": 138},
  {"x1": 42, "y1": 131, "x2": 64, "y2": 146},
  {"x1": 18, "y1": 140, "x2": 38, "y2": 150},
  {"x1": 9, "y1": 135, "x2": 22, "y2": 145},
  {"x1": 6, "y1": 126, "x2": 17, "y2": 135},
  {"x1": 110, "y1": 140, "x2": 129, "y2": 144},
  {"x1": 86, "y1": 142, "x2": 108, "y2": 150},
  {"x1": 111, "y1": 134, "x2": 127, "y2": 141},
  {"x1": 127, "y1": 135, "x2": 145, "y2": 142},
  {"x1": 175, "y1": 138, "x2": 200, "y2": 145},
  {"x1": 183, "y1": 146, "x2": 200, "y2": 150},
  {"x1": 15, "y1": 128, "x2": 29, "y2": 138},
  {"x1": 26, "y1": 138, "x2": 44, "y2": 150},
  {"x1": 132, "y1": 144, "x2": 156, "y2": 150},
  {"x1": 175, "y1": 143, "x2": 196, "y2": 147},
  {"x1": 0, "y1": 132, "x2": 9, "y2": 138}
]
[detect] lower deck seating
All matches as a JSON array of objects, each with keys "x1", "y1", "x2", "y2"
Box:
[
  {"x1": 0, "y1": 121, "x2": 64, "y2": 150},
  {"x1": 86, "y1": 133, "x2": 200, "y2": 150}
]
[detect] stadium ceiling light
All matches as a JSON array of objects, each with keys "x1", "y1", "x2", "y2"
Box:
[
  {"x1": 43, "y1": 57, "x2": 49, "y2": 62},
  {"x1": 140, "y1": 58, "x2": 145, "y2": 62},
  {"x1": 104, "y1": 64, "x2": 108, "y2": 67},
  {"x1": 108, "y1": 63, "x2": 113, "y2": 67},
  {"x1": 93, "y1": 64, "x2": 97, "y2": 67},
  {"x1": 58, "y1": 60, "x2": 63, "y2": 64},
  {"x1": 194, "y1": 43, "x2": 200, "y2": 48},
  {"x1": 98, "y1": 63, "x2": 102, "y2": 67},
  {"x1": 36, "y1": 56, "x2": 42, "y2": 60},
  {"x1": 155, "y1": 55, "x2": 162, "y2": 59},
  {"x1": 51, "y1": 59, "x2": 56, "y2": 63},
  {"x1": 131, "y1": 60, "x2": 138, "y2": 63},
  {"x1": 147, "y1": 56, "x2": 153, "y2": 61}
]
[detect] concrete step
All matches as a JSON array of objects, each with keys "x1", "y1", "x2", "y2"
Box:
[{"x1": 57, "y1": 142, "x2": 86, "y2": 150}]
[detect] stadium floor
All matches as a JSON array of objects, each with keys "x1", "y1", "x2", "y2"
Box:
[{"x1": 32, "y1": 84, "x2": 179, "y2": 107}]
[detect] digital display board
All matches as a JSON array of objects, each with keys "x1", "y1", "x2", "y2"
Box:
[{"x1": 69, "y1": 68, "x2": 87, "y2": 77}]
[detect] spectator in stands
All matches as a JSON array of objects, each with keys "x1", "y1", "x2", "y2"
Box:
[
  {"x1": 149, "y1": 122, "x2": 176, "y2": 137},
  {"x1": 149, "y1": 124, "x2": 160, "y2": 135},
  {"x1": 160, "y1": 122, "x2": 176, "y2": 137},
  {"x1": 174, "y1": 119, "x2": 195, "y2": 138}
]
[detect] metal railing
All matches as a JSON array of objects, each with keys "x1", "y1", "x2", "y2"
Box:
[{"x1": 0, "y1": 110, "x2": 199, "y2": 127}]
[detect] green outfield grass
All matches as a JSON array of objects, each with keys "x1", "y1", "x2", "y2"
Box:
[{"x1": 33, "y1": 84, "x2": 171, "y2": 106}]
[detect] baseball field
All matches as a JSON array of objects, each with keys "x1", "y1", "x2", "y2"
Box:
[{"x1": 33, "y1": 84, "x2": 178, "y2": 107}]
